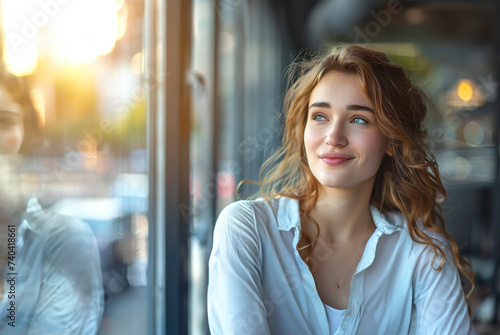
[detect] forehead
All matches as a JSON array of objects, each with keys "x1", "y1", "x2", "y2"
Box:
[{"x1": 310, "y1": 72, "x2": 371, "y2": 106}]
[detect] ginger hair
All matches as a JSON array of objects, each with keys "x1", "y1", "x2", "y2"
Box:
[{"x1": 242, "y1": 44, "x2": 474, "y2": 296}]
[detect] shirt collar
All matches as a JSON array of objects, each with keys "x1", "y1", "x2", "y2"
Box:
[
  {"x1": 369, "y1": 205, "x2": 403, "y2": 235},
  {"x1": 22, "y1": 197, "x2": 49, "y2": 233},
  {"x1": 276, "y1": 196, "x2": 301, "y2": 231},
  {"x1": 276, "y1": 196, "x2": 403, "y2": 235}
]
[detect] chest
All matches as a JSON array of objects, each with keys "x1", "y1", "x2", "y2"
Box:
[
  {"x1": 260, "y1": 225, "x2": 413, "y2": 334},
  {"x1": 309, "y1": 240, "x2": 366, "y2": 310}
]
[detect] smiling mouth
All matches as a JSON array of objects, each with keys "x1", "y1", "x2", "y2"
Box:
[
  {"x1": 320, "y1": 157, "x2": 353, "y2": 166},
  {"x1": 319, "y1": 153, "x2": 354, "y2": 166}
]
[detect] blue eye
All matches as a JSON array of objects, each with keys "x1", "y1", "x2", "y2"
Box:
[
  {"x1": 312, "y1": 114, "x2": 327, "y2": 121},
  {"x1": 352, "y1": 117, "x2": 368, "y2": 124}
]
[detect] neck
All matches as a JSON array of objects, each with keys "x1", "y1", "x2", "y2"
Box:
[{"x1": 308, "y1": 178, "x2": 375, "y2": 244}]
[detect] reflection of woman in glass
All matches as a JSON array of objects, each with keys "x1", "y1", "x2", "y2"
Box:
[
  {"x1": 208, "y1": 45, "x2": 475, "y2": 334},
  {"x1": 0, "y1": 68, "x2": 103, "y2": 334}
]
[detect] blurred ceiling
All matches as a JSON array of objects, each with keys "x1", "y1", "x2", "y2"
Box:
[{"x1": 270, "y1": 0, "x2": 496, "y2": 50}]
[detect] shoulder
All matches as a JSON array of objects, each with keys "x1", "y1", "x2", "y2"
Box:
[
  {"x1": 214, "y1": 199, "x2": 273, "y2": 240},
  {"x1": 22, "y1": 199, "x2": 97, "y2": 252},
  {"x1": 217, "y1": 199, "x2": 259, "y2": 223},
  {"x1": 390, "y1": 213, "x2": 454, "y2": 273},
  {"x1": 374, "y1": 208, "x2": 452, "y2": 262},
  {"x1": 408, "y1": 221, "x2": 452, "y2": 261},
  {"x1": 215, "y1": 196, "x2": 297, "y2": 231},
  {"x1": 216, "y1": 197, "x2": 286, "y2": 225},
  {"x1": 376, "y1": 208, "x2": 449, "y2": 247},
  {"x1": 212, "y1": 197, "x2": 293, "y2": 253}
]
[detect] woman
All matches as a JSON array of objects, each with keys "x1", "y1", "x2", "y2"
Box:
[
  {"x1": 0, "y1": 68, "x2": 103, "y2": 334},
  {"x1": 207, "y1": 44, "x2": 475, "y2": 334}
]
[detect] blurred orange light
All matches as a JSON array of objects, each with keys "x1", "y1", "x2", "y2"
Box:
[{"x1": 457, "y1": 80, "x2": 473, "y2": 102}]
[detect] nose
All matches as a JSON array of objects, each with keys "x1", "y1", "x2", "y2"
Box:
[{"x1": 324, "y1": 120, "x2": 347, "y2": 147}]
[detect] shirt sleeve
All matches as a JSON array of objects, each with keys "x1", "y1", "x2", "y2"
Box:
[
  {"x1": 409, "y1": 236, "x2": 475, "y2": 335},
  {"x1": 207, "y1": 201, "x2": 271, "y2": 335},
  {"x1": 28, "y1": 215, "x2": 103, "y2": 335}
]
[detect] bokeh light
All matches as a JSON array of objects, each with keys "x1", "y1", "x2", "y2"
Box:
[
  {"x1": 463, "y1": 121, "x2": 485, "y2": 147},
  {"x1": 131, "y1": 52, "x2": 144, "y2": 75},
  {"x1": 455, "y1": 156, "x2": 472, "y2": 180},
  {"x1": 457, "y1": 79, "x2": 474, "y2": 102}
]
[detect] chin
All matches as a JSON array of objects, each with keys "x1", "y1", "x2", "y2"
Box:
[
  {"x1": 315, "y1": 174, "x2": 376, "y2": 191},
  {"x1": 315, "y1": 178, "x2": 346, "y2": 189}
]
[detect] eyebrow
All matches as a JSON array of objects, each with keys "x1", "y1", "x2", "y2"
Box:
[
  {"x1": 0, "y1": 110, "x2": 22, "y2": 116},
  {"x1": 308, "y1": 102, "x2": 374, "y2": 113},
  {"x1": 347, "y1": 104, "x2": 374, "y2": 113}
]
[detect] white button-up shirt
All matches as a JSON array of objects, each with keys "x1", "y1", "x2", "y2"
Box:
[
  {"x1": 0, "y1": 198, "x2": 103, "y2": 334},
  {"x1": 208, "y1": 196, "x2": 475, "y2": 335}
]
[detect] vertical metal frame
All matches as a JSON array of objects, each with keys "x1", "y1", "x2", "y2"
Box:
[
  {"x1": 491, "y1": 1, "x2": 500, "y2": 324},
  {"x1": 147, "y1": 0, "x2": 192, "y2": 334},
  {"x1": 144, "y1": 0, "x2": 158, "y2": 332},
  {"x1": 201, "y1": 0, "x2": 220, "y2": 332}
]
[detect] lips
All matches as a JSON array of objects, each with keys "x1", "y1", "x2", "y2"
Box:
[{"x1": 319, "y1": 152, "x2": 354, "y2": 166}]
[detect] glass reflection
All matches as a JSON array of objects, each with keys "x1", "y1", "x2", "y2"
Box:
[{"x1": 0, "y1": 69, "x2": 103, "y2": 334}]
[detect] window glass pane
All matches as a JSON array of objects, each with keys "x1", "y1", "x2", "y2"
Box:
[{"x1": 0, "y1": 0, "x2": 148, "y2": 333}]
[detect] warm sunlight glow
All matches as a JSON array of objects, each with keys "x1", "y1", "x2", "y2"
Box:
[
  {"x1": 1, "y1": 0, "x2": 39, "y2": 75},
  {"x1": 116, "y1": 1, "x2": 128, "y2": 41},
  {"x1": 4, "y1": 45, "x2": 39, "y2": 76},
  {"x1": 457, "y1": 80, "x2": 474, "y2": 102},
  {"x1": 30, "y1": 89, "x2": 46, "y2": 127},
  {"x1": 50, "y1": 0, "x2": 119, "y2": 65},
  {"x1": 1, "y1": 0, "x2": 126, "y2": 70}
]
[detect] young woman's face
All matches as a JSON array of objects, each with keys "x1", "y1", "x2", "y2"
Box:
[
  {"x1": 0, "y1": 88, "x2": 24, "y2": 155},
  {"x1": 304, "y1": 71, "x2": 390, "y2": 191}
]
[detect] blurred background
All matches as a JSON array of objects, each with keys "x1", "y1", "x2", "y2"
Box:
[{"x1": 1, "y1": 0, "x2": 499, "y2": 334}]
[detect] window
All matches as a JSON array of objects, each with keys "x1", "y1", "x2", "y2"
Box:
[{"x1": 0, "y1": 0, "x2": 149, "y2": 333}]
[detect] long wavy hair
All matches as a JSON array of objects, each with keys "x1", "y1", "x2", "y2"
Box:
[{"x1": 245, "y1": 44, "x2": 474, "y2": 296}]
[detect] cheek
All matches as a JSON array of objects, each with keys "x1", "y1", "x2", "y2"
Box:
[
  {"x1": 0, "y1": 127, "x2": 24, "y2": 154},
  {"x1": 358, "y1": 133, "x2": 388, "y2": 165},
  {"x1": 303, "y1": 126, "x2": 317, "y2": 159}
]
